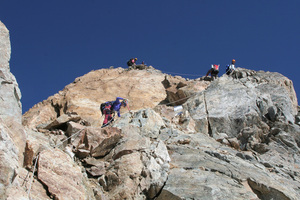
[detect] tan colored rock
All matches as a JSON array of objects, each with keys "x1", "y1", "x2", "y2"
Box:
[
  {"x1": 66, "y1": 121, "x2": 85, "y2": 137},
  {"x1": 91, "y1": 128, "x2": 123, "y2": 157},
  {"x1": 108, "y1": 152, "x2": 144, "y2": 199},
  {"x1": 37, "y1": 149, "x2": 89, "y2": 200},
  {"x1": 23, "y1": 68, "x2": 168, "y2": 128},
  {"x1": 6, "y1": 167, "x2": 50, "y2": 200},
  {"x1": 22, "y1": 100, "x2": 57, "y2": 130},
  {"x1": 44, "y1": 113, "x2": 81, "y2": 130},
  {"x1": 228, "y1": 137, "x2": 240, "y2": 150},
  {"x1": 23, "y1": 141, "x2": 34, "y2": 169},
  {"x1": 0, "y1": 118, "x2": 26, "y2": 197},
  {"x1": 72, "y1": 126, "x2": 123, "y2": 158},
  {"x1": 162, "y1": 75, "x2": 209, "y2": 106},
  {"x1": 24, "y1": 129, "x2": 53, "y2": 168},
  {"x1": 2, "y1": 117, "x2": 26, "y2": 167},
  {"x1": 85, "y1": 160, "x2": 106, "y2": 177}
]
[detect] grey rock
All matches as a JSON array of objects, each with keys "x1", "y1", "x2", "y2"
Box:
[
  {"x1": 0, "y1": 21, "x2": 22, "y2": 123},
  {"x1": 113, "y1": 108, "x2": 165, "y2": 138}
]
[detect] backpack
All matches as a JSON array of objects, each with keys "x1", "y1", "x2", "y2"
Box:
[
  {"x1": 225, "y1": 65, "x2": 230, "y2": 72},
  {"x1": 100, "y1": 101, "x2": 113, "y2": 115}
]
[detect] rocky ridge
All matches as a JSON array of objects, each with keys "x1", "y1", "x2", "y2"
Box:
[{"x1": 1, "y1": 20, "x2": 300, "y2": 200}]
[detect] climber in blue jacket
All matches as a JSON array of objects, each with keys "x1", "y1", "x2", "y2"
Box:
[
  {"x1": 101, "y1": 97, "x2": 129, "y2": 127},
  {"x1": 112, "y1": 97, "x2": 128, "y2": 117}
]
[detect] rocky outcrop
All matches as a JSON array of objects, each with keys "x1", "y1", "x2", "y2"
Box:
[
  {"x1": 23, "y1": 67, "x2": 204, "y2": 129},
  {"x1": 159, "y1": 69, "x2": 300, "y2": 199},
  {"x1": 186, "y1": 68, "x2": 298, "y2": 144},
  {"x1": 17, "y1": 67, "x2": 300, "y2": 200},
  {"x1": 0, "y1": 21, "x2": 25, "y2": 199},
  {"x1": 0, "y1": 21, "x2": 22, "y2": 122},
  {"x1": 1, "y1": 20, "x2": 300, "y2": 200}
]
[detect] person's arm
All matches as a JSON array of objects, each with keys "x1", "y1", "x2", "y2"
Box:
[
  {"x1": 206, "y1": 69, "x2": 212, "y2": 76},
  {"x1": 115, "y1": 97, "x2": 124, "y2": 117},
  {"x1": 115, "y1": 97, "x2": 124, "y2": 103}
]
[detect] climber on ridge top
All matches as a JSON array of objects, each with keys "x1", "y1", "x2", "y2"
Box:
[
  {"x1": 226, "y1": 59, "x2": 236, "y2": 75},
  {"x1": 100, "y1": 97, "x2": 129, "y2": 128},
  {"x1": 127, "y1": 58, "x2": 137, "y2": 67},
  {"x1": 206, "y1": 64, "x2": 220, "y2": 80}
]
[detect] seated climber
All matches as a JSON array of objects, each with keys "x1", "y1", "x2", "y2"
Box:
[
  {"x1": 100, "y1": 97, "x2": 129, "y2": 127},
  {"x1": 206, "y1": 64, "x2": 220, "y2": 80},
  {"x1": 127, "y1": 58, "x2": 137, "y2": 67},
  {"x1": 226, "y1": 59, "x2": 236, "y2": 75}
]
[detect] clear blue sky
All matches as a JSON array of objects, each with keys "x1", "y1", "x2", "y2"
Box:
[{"x1": 1, "y1": 0, "x2": 299, "y2": 113}]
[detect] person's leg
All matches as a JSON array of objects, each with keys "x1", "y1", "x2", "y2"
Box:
[
  {"x1": 103, "y1": 113, "x2": 110, "y2": 125},
  {"x1": 102, "y1": 105, "x2": 112, "y2": 125}
]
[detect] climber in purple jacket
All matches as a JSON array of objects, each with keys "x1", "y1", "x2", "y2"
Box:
[
  {"x1": 112, "y1": 97, "x2": 128, "y2": 117},
  {"x1": 101, "y1": 97, "x2": 129, "y2": 128}
]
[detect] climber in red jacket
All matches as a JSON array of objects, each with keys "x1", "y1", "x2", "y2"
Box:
[{"x1": 206, "y1": 64, "x2": 220, "y2": 80}]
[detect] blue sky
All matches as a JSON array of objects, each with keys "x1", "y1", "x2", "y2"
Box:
[{"x1": 1, "y1": 0, "x2": 299, "y2": 113}]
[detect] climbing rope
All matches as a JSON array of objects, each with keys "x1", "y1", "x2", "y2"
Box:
[
  {"x1": 52, "y1": 128, "x2": 84, "y2": 149},
  {"x1": 27, "y1": 153, "x2": 39, "y2": 199},
  {"x1": 163, "y1": 93, "x2": 198, "y2": 106},
  {"x1": 101, "y1": 115, "x2": 116, "y2": 128},
  {"x1": 160, "y1": 70, "x2": 205, "y2": 77}
]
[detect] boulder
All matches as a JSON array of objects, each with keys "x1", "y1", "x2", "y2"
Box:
[
  {"x1": 113, "y1": 108, "x2": 166, "y2": 138},
  {"x1": 44, "y1": 113, "x2": 81, "y2": 130},
  {"x1": 71, "y1": 126, "x2": 123, "y2": 159},
  {"x1": 37, "y1": 149, "x2": 94, "y2": 200},
  {"x1": 99, "y1": 126, "x2": 170, "y2": 199}
]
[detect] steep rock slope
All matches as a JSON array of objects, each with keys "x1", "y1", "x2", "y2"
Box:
[
  {"x1": 157, "y1": 69, "x2": 300, "y2": 199},
  {"x1": 19, "y1": 66, "x2": 300, "y2": 200},
  {"x1": 0, "y1": 21, "x2": 26, "y2": 199},
  {"x1": 0, "y1": 21, "x2": 22, "y2": 121}
]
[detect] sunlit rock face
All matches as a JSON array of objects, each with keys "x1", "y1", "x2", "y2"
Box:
[
  {"x1": 22, "y1": 66, "x2": 208, "y2": 129},
  {"x1": 1, "y1": 19, "x2": 300, "y2": 200},
  {"x1": 0, "y1": 20, "x2": 25, "y2": 199},
  {"x1": 21, "y1": 66, "x2": 300, "y2": 200}
]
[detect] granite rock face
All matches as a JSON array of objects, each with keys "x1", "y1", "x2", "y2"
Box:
[
  {"x1": 17, "y1": 68, "x2": 300, "y2": 199},
  {"x1": 0, "y1": 21, "x2": 25, "y2": 199},
  {"x1": 0, "y1": 21, "x2": 22, "y2": 122},
  {"x1": 1, "y1": 20, "x2": 300, "y2": 200}
]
